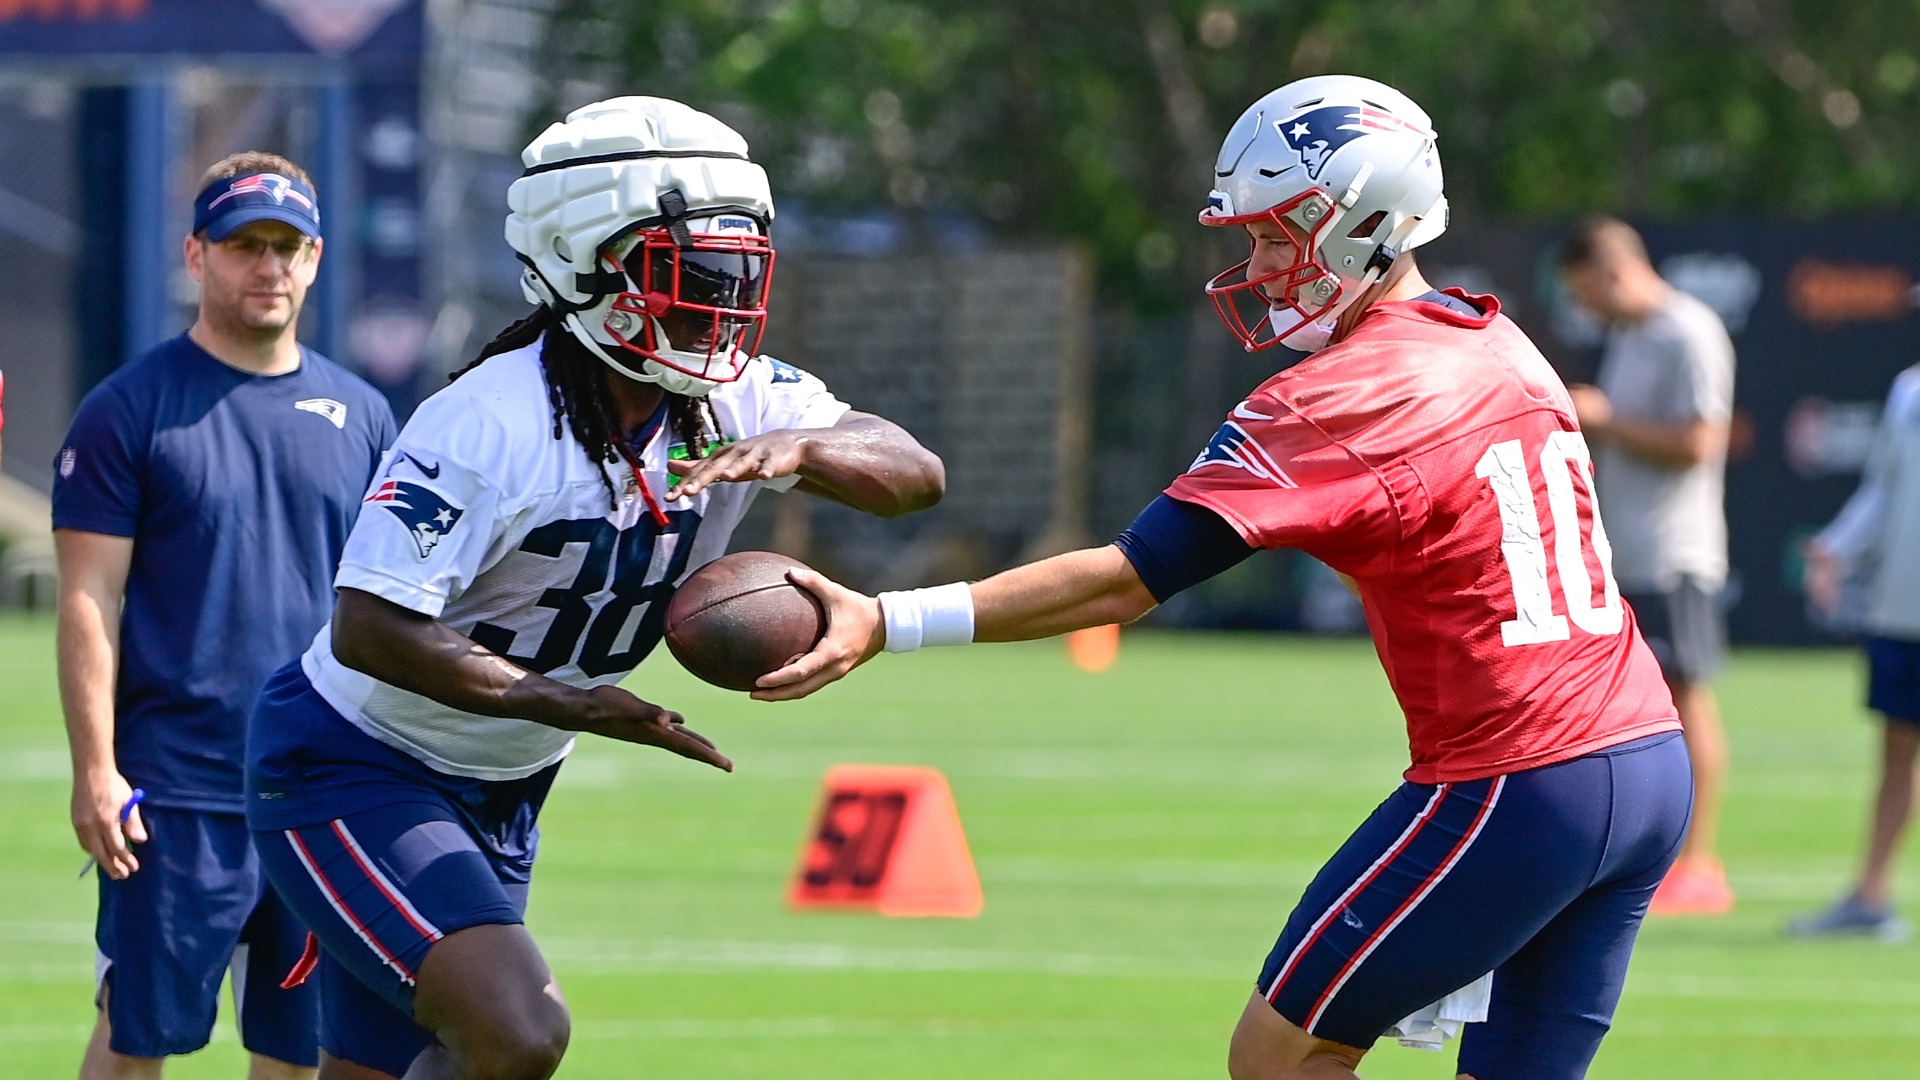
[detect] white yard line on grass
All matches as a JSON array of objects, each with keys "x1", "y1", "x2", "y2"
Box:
[
  {"x1": 543, "y1": 939, "x2": 1920, "y2": 1005},
  {"x1": 1630, "y1": 973, "x2": 1920, "y2": 1007},
  {"x1": 0, "y1": 922, "x2": 92, "y2": 944},
  {"x1": 0, "y1": 748, "x2": 70, "y2": 781},
  {"x1": 0, "y1": 1023, "x2": 96, "y2": 1044},
  {"x1": 572, "y1": 1017, "x2": 984, "y2": 1040},
  {"x1": 1612, "y1": 1015, "x2": 1920, "y2": 1039},
  {"x1": 979, "y1": 855, "x2": 1317, "y2": 888},
  {"x1": 0, "y1": 964, "x2": 94, "y2": 986},
  {"x1": 540, "y1": 938, "x2": 1236, "y2": 980},
  {"x1": 571, "y1": 1015, "x2": 1184, "y2": 1040}
]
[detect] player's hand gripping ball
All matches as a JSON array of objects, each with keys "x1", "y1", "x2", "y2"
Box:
[{"x1": 665, "y1": 551, "x2": 827, "y2": 691}]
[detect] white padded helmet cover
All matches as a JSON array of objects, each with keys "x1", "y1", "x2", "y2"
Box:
[{"x1": 505, "y1": 96, "x2": 775, "y2": 310}]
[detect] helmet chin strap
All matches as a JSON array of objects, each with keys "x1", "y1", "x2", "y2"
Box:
[
  {"x1": 1273, "y1": 287, "x2": 1365, "y2": 352},
  {"x1": 643, "y1": 315, "x2": 753, "y2": 389},
  {"x1": 561, "y1": 310, "x2": 737, "y2": 398},
  {"x1": 1274, "y1": 212, "x2": 1429, "y2": 353},
  {"x1": 563, "y1": 311, "x2": 656, "y2": 382}
]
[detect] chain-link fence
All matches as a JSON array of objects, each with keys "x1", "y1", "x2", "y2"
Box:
[{"x1": 732, "y1": 247, "x2": 1094, "y2": 592}]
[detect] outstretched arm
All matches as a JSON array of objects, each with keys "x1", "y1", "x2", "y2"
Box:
[
  {"x1": 751, "y1": 544, "x2": 1157, "y2": 701},
  {"x1": 973, "y1": 545, "x2": 1160, "y2": 642},
  {"x1": 332, "y1": 588, "x2": 731, "y2": 770},
  {"x1": 667, "y1": 410, "x2": 944, "y2": 517}
]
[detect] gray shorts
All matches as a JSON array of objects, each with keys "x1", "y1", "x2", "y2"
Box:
[{"x1": 1622, "y1": 577, "x2": 1727, "y2": 687}]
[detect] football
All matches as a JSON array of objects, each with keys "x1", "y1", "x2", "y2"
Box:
[{"x1": 664, "y1": 551, "x2": 827, "y2": 691}]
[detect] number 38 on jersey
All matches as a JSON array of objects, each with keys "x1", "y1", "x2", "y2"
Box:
[{"x1": 1475, "y1": 430, "x2": 1624, "y2": 648}]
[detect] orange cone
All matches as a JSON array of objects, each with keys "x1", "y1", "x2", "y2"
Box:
[
  {"x1": 1066, "y1": 623, "x2": 1121, "y2": 672},
  {"x1": 788, "y1": 765, "x2": 982, "y2": 917}
]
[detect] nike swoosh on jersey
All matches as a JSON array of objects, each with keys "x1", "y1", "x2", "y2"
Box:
[
  {"x1": 1231, "y1": 400, "x2": 1274, "y2": 422},
  {"x1": 399, "y1": 452, "x2": 441, "y2": 479}
]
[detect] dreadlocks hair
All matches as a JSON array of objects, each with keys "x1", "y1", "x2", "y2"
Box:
[{"x1": 450, "y1": 307, "x2": 725, "y2": 508}]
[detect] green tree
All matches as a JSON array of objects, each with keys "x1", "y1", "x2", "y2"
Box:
[{"x1": 548, "y1": 0, "x2": 1920, "y2": 307}]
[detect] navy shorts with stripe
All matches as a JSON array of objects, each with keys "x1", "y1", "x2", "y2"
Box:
[
  {"x1": 1866, "y1": 636, "x2": 1920, "y2": 723},
  {"x1": 94, "y1": 807, "x2": 317, "y2": 1063},
  {"x1": 247, "y1": 662, "x2": 557, "y2": 1077},
  {"x1": 1256, "y1": 732, "x2": 1690, "y2": 1078}
]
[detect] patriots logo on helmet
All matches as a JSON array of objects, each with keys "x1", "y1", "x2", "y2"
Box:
[
  {"x1": 1187, "y1": 420, "x2": 1296, "y2": 487},
  {"x1": 1276, "y1": 106, "x2": 1431, "y2": 181},
  {"x1": 365, "y1": 480, "x2": 464, "y2": 558},
  {"x1": 208, "y1": 172, "x2": 317, "y2": 213}
]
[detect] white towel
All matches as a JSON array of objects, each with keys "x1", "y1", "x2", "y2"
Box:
[{"x1": 1383, "y1": 970, "x2": 1493, "y2": 1051}]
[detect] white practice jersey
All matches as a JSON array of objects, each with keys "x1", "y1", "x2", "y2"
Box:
[{"x1": 302, "y1": 344, "x2": 849, "y2": 779}]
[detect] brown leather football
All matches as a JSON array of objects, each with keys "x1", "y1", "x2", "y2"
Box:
[{"x1": 664, "y1": 551, "x2": 826, "y2": 691}]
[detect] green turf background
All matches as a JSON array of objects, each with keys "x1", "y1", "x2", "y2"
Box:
[{"x1": 2, "y1": 613, "x2": 1914, "y2": 1077}]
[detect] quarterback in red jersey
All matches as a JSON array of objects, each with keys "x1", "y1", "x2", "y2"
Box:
[
  {"x1": 763, "y1": 75, "x2": 1690, "y2": 1080},
  {"x1": 1166, "y1": 288, "x2": 1678, "y2": 784}
]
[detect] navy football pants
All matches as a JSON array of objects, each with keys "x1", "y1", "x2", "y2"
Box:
[
  {"x1": 1256, "y1": 732, "x2": 1690, "y2": 1078},
  {"x1": 248, "y1": 665, "x2": 552, "y2": 1077}
]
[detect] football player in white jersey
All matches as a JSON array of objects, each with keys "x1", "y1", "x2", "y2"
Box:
[{"x1": 242, "y1": 97, "x2": 943, "y2": 1080}]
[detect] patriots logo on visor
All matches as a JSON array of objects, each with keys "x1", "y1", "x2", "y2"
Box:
[
  {"x1": 365, "y1": 480, "x2": 464, "y2": 558},
  {"x1": 1187, "y1": 421, "x2": 1296, "y2": 486},
  {"x1": 208, "y1": 173, "x2": 316, "y2": 213},
  {"x1": 1276, "y1": 106, "x2": 1430, "y2": 180}
]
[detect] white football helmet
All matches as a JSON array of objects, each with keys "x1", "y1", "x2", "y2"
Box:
[
  {"x1": 1199, "y1": 75, "x2": 1448, "y2": 353},
  {"x1": 505, "y1": 96, "x2": 776, "y2": 396}
]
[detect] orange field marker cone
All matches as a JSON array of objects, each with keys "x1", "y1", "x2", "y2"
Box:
[
  {"x1": 788, "y1": 765, "x2": 982, "y2": 918},
  {"x1": 1066, "y1": 623, "x2": 1120, "y2": 672}
]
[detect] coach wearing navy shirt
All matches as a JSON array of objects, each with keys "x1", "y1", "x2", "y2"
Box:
[{"x1": 54, "y1": 152, "x2": 394, "y2": 1079}]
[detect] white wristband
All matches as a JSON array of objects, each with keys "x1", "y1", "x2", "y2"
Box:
[{"x1": 878, "y1": 583, "x2": 976, "y2": 653}]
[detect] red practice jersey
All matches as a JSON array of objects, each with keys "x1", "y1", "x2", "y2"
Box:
[{"x1": 1166, "y1": 290, "x2": 1679, "y2": 783}]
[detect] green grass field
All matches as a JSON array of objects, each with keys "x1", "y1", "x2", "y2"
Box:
[{"x1": 2, "y1": 613, "x2": 1915, "y2": 1077}]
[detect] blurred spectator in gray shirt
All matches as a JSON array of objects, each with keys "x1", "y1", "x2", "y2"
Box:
[
  {"x1": 1790, "y1": 364, "x2": 1920, "y2": 943},
  {"x1": 1561, "y1": 217, "x2": 1737, "y2": 917}
]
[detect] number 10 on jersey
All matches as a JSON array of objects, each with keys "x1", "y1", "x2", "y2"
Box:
[{"x1": 1476, "y1": 430, "x2": 1623, "y2": 647}]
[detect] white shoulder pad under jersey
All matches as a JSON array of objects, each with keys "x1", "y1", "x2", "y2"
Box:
[{"x1": 302, "y1": 346, "x2": 850, "y2": 779}]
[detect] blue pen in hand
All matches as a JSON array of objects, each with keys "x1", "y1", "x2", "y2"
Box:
[{"x1": 77, "y1": 788, "x2": 146, "y2": 879}]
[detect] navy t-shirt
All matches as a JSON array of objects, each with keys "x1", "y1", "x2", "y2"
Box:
[{"x1": 53, "y1": 334, "x2": 396, "y2": 813}]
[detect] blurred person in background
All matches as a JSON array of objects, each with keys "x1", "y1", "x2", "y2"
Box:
[
  {"x1": 1790, "y1": 363, "x2": 1920, "y2": 942},
  {"x1": 767, "y1": 75, "x2": 1690, "y2": 1080},
  {"x1": 1560, "y1": 218, "x2": 1738, "y2": 917},
  {"x1": 53, "y1": 152, "x2": 394, "y2": 1079}
]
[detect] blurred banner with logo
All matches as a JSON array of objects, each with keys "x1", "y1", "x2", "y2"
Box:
[{"x1": 0, "y1": 0, "x2": 426, "y2": 491}]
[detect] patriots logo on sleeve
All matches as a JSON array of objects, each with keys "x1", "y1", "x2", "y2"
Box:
[
  {"x1": 768, "y1": 358, "x2": 808, "y2": 384},
  {"x1": 365, "y1": 480, "x2": 465, "y2": 558},
  {"x1": 1187, "y1": 420, "x2": 1297, "y2": 487},
  {"x1": 1277, "y1": 106, "x2": 1431, "y2": 180}
]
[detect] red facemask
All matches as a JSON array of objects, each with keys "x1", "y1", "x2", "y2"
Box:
[
  {"x1": 1199, "y1": 188, "x2": 1347, "y2": 352},
  {"x1": 597, "y1": 223, "x2": 777, "y2": 386}
]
